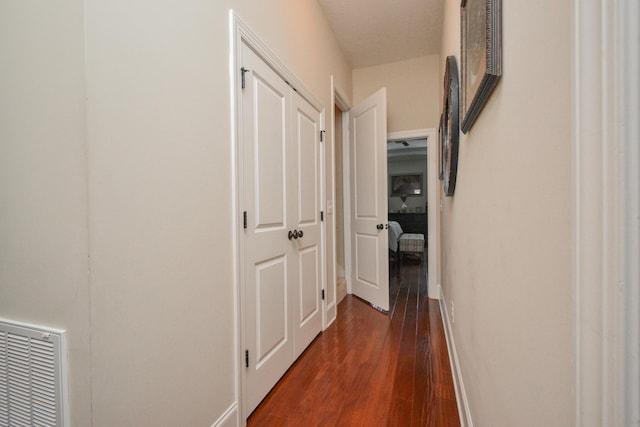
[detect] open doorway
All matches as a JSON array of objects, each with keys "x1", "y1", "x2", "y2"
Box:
[
  {"x1": 332, "y1": 86, "x2": 390, "y2": 313},
  {"x1": 387, "y1": 129, "x2": 439, "y2": 298},
  {"x1": 387, "y1": 138, "x2": 428, "y2": 230},
  {"x1": 386, "y1": 134, "x2": 430, "y2": 304},
  {"x1": 331, "y1": 87, "x2": 439, "y2": 315}
]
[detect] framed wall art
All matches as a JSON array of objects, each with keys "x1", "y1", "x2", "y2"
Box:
[
  {"x1": 390, "y1": 174, "x2": 423, "y2": 196},
  {"x1": 438, "y1": 113, "x2": 444, "y2": 181},
  {"x1": 460, "y1": 0, "x2": 502, "y2": 133},
  {"x1": 441, "y1": 56, "x2": 460, "y2": 197}
]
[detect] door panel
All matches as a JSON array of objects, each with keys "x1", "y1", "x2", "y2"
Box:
[
  {"x1": 296, "y1": 110, "x2": 319, "y2": 225},
  {"x1": 254, "y1": 78, "x2": 287, "y2": 230},
  {"x1": 348, "y1": 88, "x2": 389, "y2": 312},
  {"x1": 353, "y1": 107, "x2": 379, "y2": 218},
  {"x1": 298, "y1": 246, "x2": 319, "y2": 324},
  {"x1": 242, "y1": 45, "x2": 294, "y2": 415},
  {"x1": 292, "y1": 91, "x2": 323, "y2": 358},
  {"x1": 355, "y1": 233, "x2": 379, "y2": 286},
  {"x1": 255, "y1": 257, "x2": 288, "y2": 366}
]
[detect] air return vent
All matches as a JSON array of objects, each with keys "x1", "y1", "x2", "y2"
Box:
[{"x1": 0, "y1": 319, "x2": 68, "y2": 427}]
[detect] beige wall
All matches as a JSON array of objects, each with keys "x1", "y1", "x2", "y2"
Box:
[
  {"x1": 353, "y1": 55, "x2": 440, "y2": 132},
  {"x1": 1, "y1": 0, "x2": 351, "y2": 425},
  {"x1": 0, "y1": 2, "x2": 92, "y2": 426},
  {"x1": 439, "y1": 0, "x2": 573, "y2": 426}
]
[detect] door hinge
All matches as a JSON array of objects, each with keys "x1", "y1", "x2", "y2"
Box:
[
  {"x1": 320, "y1": 130, "x2": 326, "y2": 142},
  {"x1": 285, "y1": 80, "x2": 298, "y2": 92},
  {"x1": 243, "y1": 211, "x2": 248, "y2": 229},
  {"x1": 241, "y1": 67, "x2": 250, "y2": 89},
  {"x1": 322, "y1": 289, "x2": 325, "y2": 300},
  {"x1": 320, "y1": 211, "x2": 324, "y2": 222},
  {"x1": 245, "y1": 349, "x2": 249, "y2": 368}
]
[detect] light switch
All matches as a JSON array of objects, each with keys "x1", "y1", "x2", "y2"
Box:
[{"x1": 327, "y1": 200, "x2": 334, "y2": 214}]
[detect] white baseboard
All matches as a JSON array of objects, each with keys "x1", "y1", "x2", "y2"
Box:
[
  {"x1": 438, "y1": 285, "x2": 473, "y2": 427},
  {"x1": 211, "y1": 402, "x2": 239, "y2": 427}
]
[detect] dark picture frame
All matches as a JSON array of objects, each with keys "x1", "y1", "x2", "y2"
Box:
[
  {"x1": 441, "y1": 56, "x2": 460, "y2": 197},
  {"x1": 437, "y1": 113, "x2": 444, "y2": 180},
  {"x1": 390, "y1": 174, "x2": 423, "y2": 196},
  {"x1": 460, "y1": 0, "x2": 502, "y2": 133}
]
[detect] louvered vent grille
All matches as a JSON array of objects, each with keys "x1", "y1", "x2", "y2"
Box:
[{"x1": 0, "y1": 320, "x2": 68, "y2": 427}]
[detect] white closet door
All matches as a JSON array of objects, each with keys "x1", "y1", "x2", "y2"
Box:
[
  {"x1": 291, "y1": 91, "x2": 323, "y2": 358},
  {"x1": 348, "y1": 88, "x2": 389, "y2": 312},
  {"x1": 241, "y1": 43, "x2": 324, "y2": 415},
  {"x1": 241, "y1": 45, "x2": 295, "y2": 415}
]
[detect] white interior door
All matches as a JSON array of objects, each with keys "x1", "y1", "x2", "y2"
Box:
[
  {"x1": 348, "y1": 88, "x2": 389, "y2": 312},
  {"x1": 241, "y1": 43, "x2": 324, "y2": 415},
  {"x1": 291, "y1": 91, "x2": 323, "y2": 357},
  {"x1": 241, "y1": 45, "x2": 295, "y2": 414}
]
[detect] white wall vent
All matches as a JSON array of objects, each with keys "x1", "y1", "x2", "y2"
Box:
[{"x1": 0, "y1": 319, "x2": 68, "y2": 427}]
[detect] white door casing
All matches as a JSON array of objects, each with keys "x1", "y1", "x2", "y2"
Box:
[
  {"x1": 573, "y1": 0, "x2": 640, "y2": 425},
  {"x1": 348, "y1": 88, "x2": 389, "y2": 312}
]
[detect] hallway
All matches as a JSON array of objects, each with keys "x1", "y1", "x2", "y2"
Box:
[{"x1": 247, "y1": 261, "x2": 460, "y2": 426}]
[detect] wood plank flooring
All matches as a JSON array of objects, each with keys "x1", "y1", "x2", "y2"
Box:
[{"x1": 247, "y1": 260, "x2": 460, "y2": 426}]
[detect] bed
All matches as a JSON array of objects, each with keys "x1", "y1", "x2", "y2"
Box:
[{"x1": 388, "y1": 220, "x2": 425, "y2": 275}]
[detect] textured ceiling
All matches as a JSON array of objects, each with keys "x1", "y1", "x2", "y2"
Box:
[{"x1": 317, "y1": 0, "x2": 445, "y2": 68}]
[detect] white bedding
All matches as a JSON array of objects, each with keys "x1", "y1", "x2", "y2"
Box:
[{"x1": 388, "y1": 221, "x2": 403, "y2": 252}]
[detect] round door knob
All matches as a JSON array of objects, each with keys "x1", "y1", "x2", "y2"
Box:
[
  {"x1": 288, "y1": 230, "x2": 295, "y2": 240},
  {"x1": 293, "y1": 230, "x2": 299, "y2": 239},
  {"x1": 298, "y1": 230, "x2": 304, "y2": 238}
]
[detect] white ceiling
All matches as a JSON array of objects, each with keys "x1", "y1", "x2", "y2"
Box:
[
  {"x1": 387, "y1": 138, "x2": 428, "y2": 160},
  {"x1": 316, "y1": 0, "x2": 445, "y2": 69}
]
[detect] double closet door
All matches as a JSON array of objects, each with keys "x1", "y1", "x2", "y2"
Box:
[{"x1": 241, "y1": 44, "x2": 323, "y2": 415}]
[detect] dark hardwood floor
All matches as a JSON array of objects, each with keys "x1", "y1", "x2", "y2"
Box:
[{"x1": 247, "y1": 259, "x2": 460, "y2": 426}]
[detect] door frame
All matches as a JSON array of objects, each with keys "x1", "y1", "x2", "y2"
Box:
[
  {"x1": 573, "y1": 0, "x2": 639, "y2": 424},
  {"x1": 339, "y1": 122, "x2": 440, "y2": 300},
  {"x1": 387, "y1": 129, "x2": 440, "y2": 299},
  {"x1": 336, "y1": 92, "x2": 353, "y2": 295},
  {"x1": 326, "y1": 76, "x2": 351, "y2": 325},
  {"x1": 230, "y1": 11, "x2": 326, "y2": 423}
]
